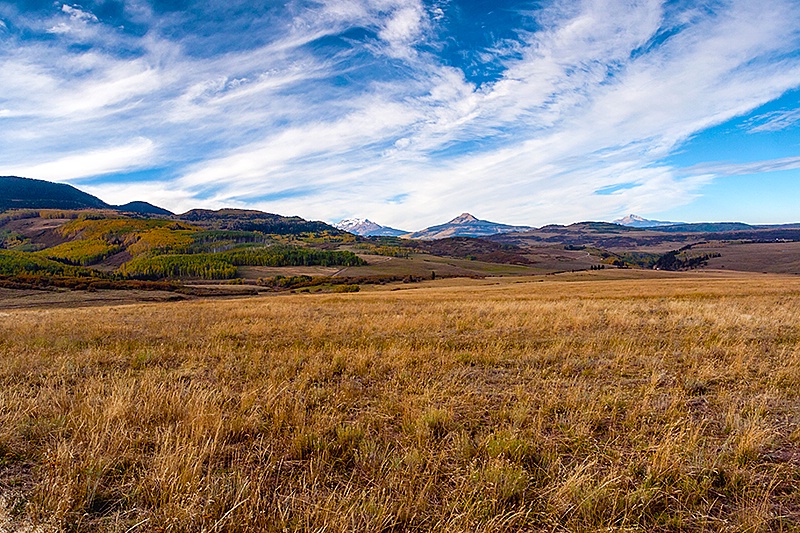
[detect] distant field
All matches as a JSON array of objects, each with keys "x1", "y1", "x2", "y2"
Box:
[
  {"x1": 1, "y1": 272, "x2": 800, "y2": 531},
  {"x1": 334, "y1": 247, "x2": 599, "y2": 280},
  {"x1": 337, "y1": 253, "x2": 544, "y2": 278},
  {"x1": 696, "y1": 241, "x2": 800, "y2": 275},
  {"x1": 237, "y1": 265, "x2": 342, "y2": 279}
]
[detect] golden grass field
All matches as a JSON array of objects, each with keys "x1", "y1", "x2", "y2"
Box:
[{"x1": 1, "y1": 271, "x2": 800, "y2": 531}]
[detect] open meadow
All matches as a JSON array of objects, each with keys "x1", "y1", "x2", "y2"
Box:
[{"x1": 2, "y1": 271, "x2": 800, "y2": 531}]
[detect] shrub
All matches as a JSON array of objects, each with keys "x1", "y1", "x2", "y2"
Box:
[{"x1": 332, "y1": 284, "x2": 360, "y2": 293}]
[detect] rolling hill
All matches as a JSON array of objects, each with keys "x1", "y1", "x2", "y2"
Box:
[
  {"x1": 0, "y1": 176, "x2": 172, "y2": 215},
  {"x1": 116, "y1": 201, "x2": 173, "y2": 216},
  {"x1": 178, "y1": 209, "x2": 340, "y2": 235},
  {"x1": 0, "y1": 176, "x2": 109, "y2": 211}
]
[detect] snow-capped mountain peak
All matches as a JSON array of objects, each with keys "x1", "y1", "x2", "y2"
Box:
[
  {"x1": 613, "y1": 214, "x2": 680, "y2": 228},
  {"x1": 335, "y1": 218, "x2": 379, "y2": 233},
  {"x1": 334, "y1": 217, "x2": 407, "y2": 237}
]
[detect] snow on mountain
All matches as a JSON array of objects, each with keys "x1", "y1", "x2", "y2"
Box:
[
  {"x1": 613, "y1": 214, "x2": 680, "y2": 228},
  {"x1": 334, "y1": 218, "x2": 407, "y2": 236},
  {"x1": 405, "y1": 213, "x2": 532, "y2": 240}
]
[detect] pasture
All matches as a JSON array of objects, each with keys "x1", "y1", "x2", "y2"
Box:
[{"x1": 1, "y1": 271, "x2": 799, "y2": 531}]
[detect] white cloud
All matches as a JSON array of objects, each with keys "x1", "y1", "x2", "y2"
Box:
[
  {"x1": 379, "y1": 4, "x2": 424, "y2": 57},
  {"x1": 46, "y1": 23, "x2": 72, "y2": 34},
  {"x1": 1, "y1": 0, "x2": 800, "y2": 228},
  {"x1": 0, "y1": 55, "x2": 162, "y2": 121},
  {"x1": 684, "y1": 156, "x2": 800, "y2": 177},
  {"x1": 3, "y1": 138, "x2": 156, "y2": 182},
  {"x1": 61, "y1": 4, "x2": 99, "y2": 24},
  {"x1": 46, "y1": 4, "x2": 99, "y2": 34},
  {"x1": 358, "y1": 0, "x2": 800, "y2": 227},
  {"x1": 80, "y1": 181, "x2": 200, "y2": 214},
  {"x1": 745, "y1": 109, "x2": 800, "y2": 133},
  {"x1": 177, "y1": 97, "x2": 421, "y2": 194}
]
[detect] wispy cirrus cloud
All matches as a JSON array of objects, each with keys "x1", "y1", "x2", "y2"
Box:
[
  {"x1": 0, "y1": 0, "x2": 799, "y2": 227},
  {"x1": 745, "y1": 109, "x2": 800, "y2": 133},
  {"x1": 683, "y1": 156, "x2": 800, "y2": 177},
  {"x1": 3, "y1": 138, "x2": 156, "y2": 182}
]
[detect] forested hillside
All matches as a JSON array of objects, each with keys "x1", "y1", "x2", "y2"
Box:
[{"x1": 0, "y1": 210, "x2": 365, "y2": 287}]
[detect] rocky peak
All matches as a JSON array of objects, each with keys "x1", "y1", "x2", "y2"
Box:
[{"x1": 449, "y1": 213, "x2": 479, "y2": 224}]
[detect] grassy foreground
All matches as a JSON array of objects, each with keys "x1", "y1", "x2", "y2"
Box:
[{"x1": 1, "y1": 273, "x2": 800, "y2": 531}]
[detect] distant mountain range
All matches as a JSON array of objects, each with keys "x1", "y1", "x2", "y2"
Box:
[
  {"x1": 613, "y1": 214, "x2": 680, "y2": 228},
  {"x1": 334, "y1": 218, "x2": 407, "y2": 237},
  {"x1": 335, "y1": 213, "x2": 531, "y2": 239},
  {"x1": 611, "y1": 214, "x2": 782, "y2": 233},
  {"x1": 610, "y1": 214, "x2": 790, "y2": 233},
  {"x1": 4, "y1": 177, "x2": 800, "y2": 241},
  {"x1": 404, "y1": 213, "x2": 532, "y2": 240},
  {"x1": 0, "y1": 176, "x2": 172, "y2": 215},
  {"x1": 0, "y1": 177, "x2": 342, "y2": 235}
]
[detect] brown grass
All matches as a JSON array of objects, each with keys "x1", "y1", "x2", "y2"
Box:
[
  {"x1": 1, "y1": 272, "x2": 800, "y2": 531},
  {"x1": 698, "y1": 241, "x2": 800, "y2": 275}
]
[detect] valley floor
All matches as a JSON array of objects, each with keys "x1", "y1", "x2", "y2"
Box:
[{"x1": 1, "y1": 271, "x2": 800, "y2": 531}]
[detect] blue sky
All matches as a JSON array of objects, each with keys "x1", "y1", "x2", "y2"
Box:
[{"x1": 1, "y1": 0, "x2": 799, "y2": 229}]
